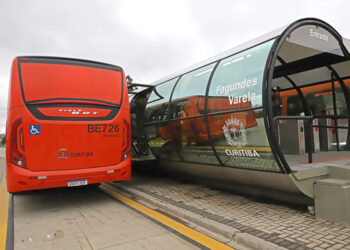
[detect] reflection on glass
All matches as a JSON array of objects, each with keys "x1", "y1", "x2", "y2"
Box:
[
  {"x1": 169, "y1": 116, "x2": 220, "y2": 165},
  {"x1": 146, "y1": 77, "x2": 179, "y2": 111},
  {"x1": 170, "y1": 63, "x2": 215, "y2": 120},
  {"x1": 172, "y1": 63, "x2": 215, "y2": 101},
  {"x1": 145, "y1": 78, "x2": 179, "y2": 160},
  {"x1": 143, "y1": 41, "x2": 281, "y2": 170},
  {"x1": 169, "y1": 63, "x2": 220, "y2": 165},
  {"x1": 208, "y1": 40, "x2": 274, "y2": 109},
  {"x1": 145, "y1": 123, "x2": 181, "y2": 161},
  {"x1": 209, "y1": 109, "x2": 280, "y2": 172}
]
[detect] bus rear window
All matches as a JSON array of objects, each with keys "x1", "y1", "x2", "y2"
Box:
[{"x1": 20, "y1": 62, "x2": 122, "y2": 105}]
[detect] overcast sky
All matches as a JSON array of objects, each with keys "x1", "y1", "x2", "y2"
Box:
[{"x1": 1, "y1": 0, "x2": 350, "y2": 133}]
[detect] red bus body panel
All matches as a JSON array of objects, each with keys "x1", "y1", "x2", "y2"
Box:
[{"x1": 6, "y1": 57, "x2": 131, "y2": 192}]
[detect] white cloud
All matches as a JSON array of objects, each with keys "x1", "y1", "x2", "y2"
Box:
[{"x1": 120, "y1": 0, "x2": 197, "y2": 40}]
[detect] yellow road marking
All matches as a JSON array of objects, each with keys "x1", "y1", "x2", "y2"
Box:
[
  {"x1": 100, "y1": 184, "x2": 234, "y2": 250},
  {"x1": 0, "y1": 176, "x2": 9, "y2": 250}
]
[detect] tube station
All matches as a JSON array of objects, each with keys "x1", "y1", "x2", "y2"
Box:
[{"x1": 129, "y1": 18, "x2": 350, "y2": 222}]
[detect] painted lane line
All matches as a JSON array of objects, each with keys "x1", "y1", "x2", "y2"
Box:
[
  {"x1": 0, "y1": 176, "x2": 9, "y2": 250},
  {"x1": 0, "y1": 167, "x2": 4, "y2": 186},
  {"x1": 100, "y1": 184, "x2": 234, "y2": 250}
]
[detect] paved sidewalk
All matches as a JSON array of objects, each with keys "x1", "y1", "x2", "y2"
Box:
[{"x1": 111, "y1": 174, "x2": 350, "y2": 250}]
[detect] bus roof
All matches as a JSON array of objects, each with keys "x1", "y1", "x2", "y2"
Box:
[{"x1": 17, "y1": 56, "x2": 122, "y2": 71}]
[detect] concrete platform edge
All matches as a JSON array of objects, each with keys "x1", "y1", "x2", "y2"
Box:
[{"x1": 110, "y1": 183, "x2": 287, "y2": 250}]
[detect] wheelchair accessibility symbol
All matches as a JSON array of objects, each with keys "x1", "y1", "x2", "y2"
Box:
[{"x1": 29, "y1": 125, "x2": 41, "y2": 135}]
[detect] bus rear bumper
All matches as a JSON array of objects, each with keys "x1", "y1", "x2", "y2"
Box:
[{"x1": 6, "y1": 159, "x2": 131, "y2": 193}]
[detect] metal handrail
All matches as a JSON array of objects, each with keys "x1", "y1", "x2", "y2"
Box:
[{"x1": 273, "y1": 115, "x2": 350, "y2": 164}]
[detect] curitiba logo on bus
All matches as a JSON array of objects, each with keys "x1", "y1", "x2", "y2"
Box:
[
  {"x1": 57, "y1": 149, "x2": 69, "y2": 159},
  {"x1": 57, "y1": 148, "x2": 93, "y2": 159},
  {"x1": 222, "y1": 118, "x2": 260, "y2": 158}
]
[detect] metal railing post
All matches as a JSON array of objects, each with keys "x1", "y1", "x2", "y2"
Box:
[{"x1": 306, "y1": 119, "x2": 313, "y2": 163}]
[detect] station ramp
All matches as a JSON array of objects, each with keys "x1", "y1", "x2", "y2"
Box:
[{"x1": 292, "y1": 163, "x2": 350, "y2": 223}]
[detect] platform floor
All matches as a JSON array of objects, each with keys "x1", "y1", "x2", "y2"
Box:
[
  {"x1": 285, "y1": 150, "x2": 350, "y2": 171},
  {"x1": 112, "y1": 167, "x2": 350, "y2": 250}
]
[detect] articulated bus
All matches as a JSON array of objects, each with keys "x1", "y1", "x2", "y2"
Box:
[{"x1": 6, "y1": 57, "x2": 131, "y2": 193}]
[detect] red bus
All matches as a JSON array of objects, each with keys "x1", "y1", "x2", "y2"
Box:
[
  {"x1": 6, "y1": 57, "x2": 131, "y2": 193},
  {"x1": 278, "y1": 79, "x2": 350, "y2": 116},
  {"x1": 146, "y1": 95, "x2": 258, "y2": 144}
]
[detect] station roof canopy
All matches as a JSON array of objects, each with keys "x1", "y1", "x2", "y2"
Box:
[{"x1": 150, "y1": 18, "x2": 350, "y2": 87}]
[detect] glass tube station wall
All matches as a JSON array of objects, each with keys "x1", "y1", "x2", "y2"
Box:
[
  {"x1": 132, "y1": 18, "x2": 350, "y2": 179},
  {"x1": 144, "y1": 40, "x2": 280, "y2": 172}
]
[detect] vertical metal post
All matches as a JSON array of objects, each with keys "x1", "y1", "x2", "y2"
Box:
[
  {"x1": 331, "y1": 73, "x2": 340, "y2": 151},
  {"x1": 307, "y1": 119, "x2": 313, "y2": 164}
]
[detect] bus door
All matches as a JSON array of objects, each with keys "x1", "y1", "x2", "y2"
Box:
[{"x1": 128, "y1": 84, "x2": 153, "y2": 158}]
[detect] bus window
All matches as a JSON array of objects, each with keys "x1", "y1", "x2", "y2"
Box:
[{"x1": 21, "y1": 62, "x2": 122, "y2": 105}]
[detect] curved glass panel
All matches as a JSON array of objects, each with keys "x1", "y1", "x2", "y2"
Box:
[
  {"x1": 209, "y1": 109, "x2": 280, "y2": 172},
  {"x1": 168, "y1": 63, "x2": 220, "y2": 165},
  {"x1": 145, "y1": 77, "x2": 179, "y2": 122},
  {"x1": 208, "y1": 40, "x2": 275, "y2": 111},
  {"x1": 169, "y1": 115, "x2": 220, "y2": 165},
  {"x1": 204, "y1": 40, "x2": 280, "y2": 171},
  {"x1": 144, "y1": 78, "x2": 180, "y2": 160},
  {"x1": 171, "y1": 63, "x2": 215, "y2": 117}
]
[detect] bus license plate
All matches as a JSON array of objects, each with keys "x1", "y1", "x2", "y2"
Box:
[{"x1": 68, "y1": 179, "x2": 88, "y2": 187}]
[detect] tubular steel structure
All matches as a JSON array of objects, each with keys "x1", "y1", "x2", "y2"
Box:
[{"x1": 131, "y1": 18, "x2": 350, "y2": 222}]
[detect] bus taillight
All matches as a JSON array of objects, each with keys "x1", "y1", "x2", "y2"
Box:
[
  {"x1": 10, "y1": 119, "x2": 27, "y2": 168},
  {"x1": 19, "y1": 127, "x2": 25, "y2": 150},
  {"x1": 122, "y1": 119, "x2": 131, "y2": 160}
]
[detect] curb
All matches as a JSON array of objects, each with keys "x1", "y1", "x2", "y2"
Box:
[{"x1": 109, "y1": 183, "x2": 287, "y2": 250}]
